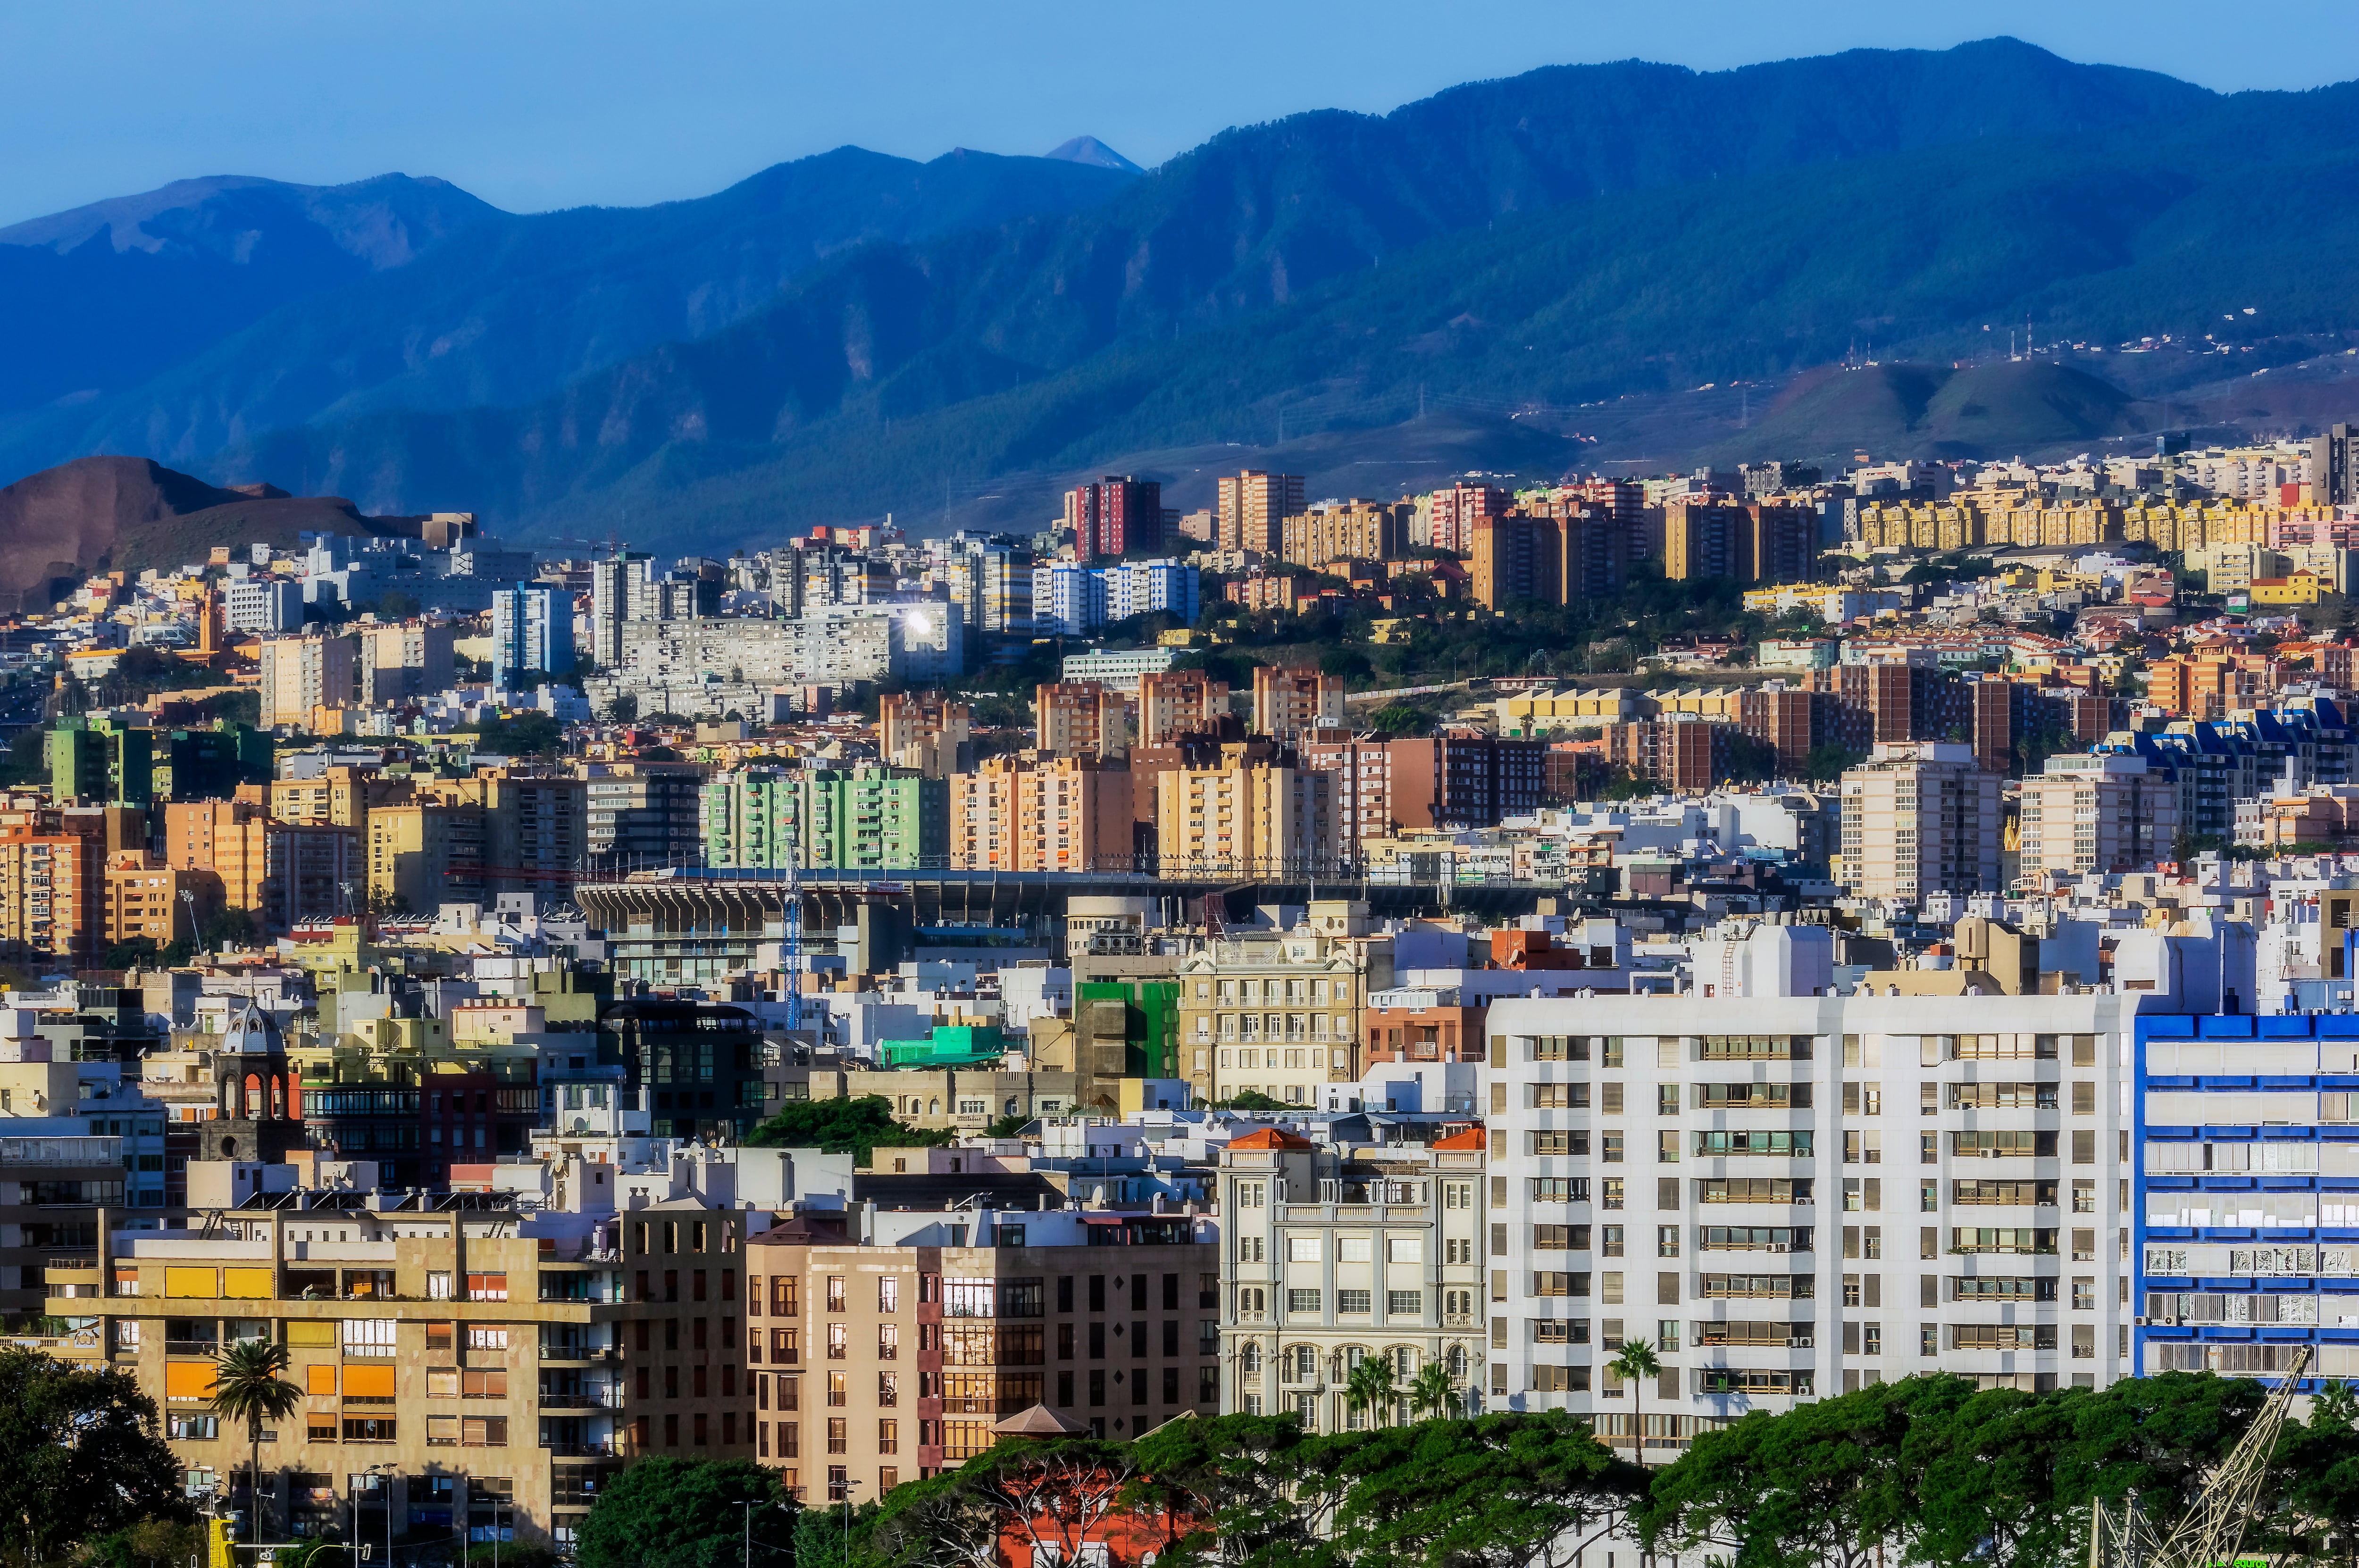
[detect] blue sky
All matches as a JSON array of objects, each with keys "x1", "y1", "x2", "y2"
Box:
[{"x1": 4, "y1": 0, "x2": 2356, "y2": 225}]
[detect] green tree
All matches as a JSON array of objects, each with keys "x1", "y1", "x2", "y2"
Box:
[
  {"x1": 1304, "y1": 1411, "x2": 1639, "y2": 1568},
  {"x1": 2314, "y1": 1378, "x2": 2359, "y2": 1431},
  {"x1": 745, "y1": 1095, "x2": 954, "y2": 1165},
  {"x1": 474, "y1": 711, "x2": 566, "y2": 757},
  {"x1": 1607, "y1": 1338, "x2": 1660, "y2": 1467},
  {"x1": 1319, "y1": 647, "x2": 1372, "y2": 683},
  {"x1": 1213, "y1": 1091, "x2": 1287, "y2": 1112},
  {"x1": 1637, "y1": 1377, "x2": 1915, "y2": 1568},
  {"x1": 1344, "y1": 1355, "x2": 1398, "y2": 1427},
  {"x1": 983, "y1": 1113, "x2": 1031, "y2": 1139},
  {"x1": 0, "y1": 1348, "x2": 186, "y2": 1566},
  {"x1": 1364, "y1": 702, "x2": 1433, "y2": 738},
  {"x1": 88, "y1": 1516, "x2": 207, "y2": 1568},
  {"x1": 603, "y1": 691, "x2": 640, "y2": 724},
  {"x1": 201, "y1": 905, "x2": 260, "y2": 951},
  {"x1": 1123, "y1": 1412, "x2": 1318, "y2": 1568},
  {"x1": 1802, "y1": 742, "x2": 1866, "y2": 781},
  {"x1": 209, "y1": 1339, "x2": 302, "y2": 1543},
  {"x1": 1407, "y1": 1359, "x2": 1459, "y2": 1420},
  {"x1": 863, "y1": 1440, "x2": 1141, "y2": 1568},
  {"x1": 576, "y1": 1457, "x2": 792, "y2": 1568},
  {"x1": 1891, "y1": 1375, "x2": 2075, "y2": 1568}
]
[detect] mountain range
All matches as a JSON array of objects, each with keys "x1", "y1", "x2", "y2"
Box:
[{"x1": 8, "y1": 37, "x2": 2359, "y2": 560}]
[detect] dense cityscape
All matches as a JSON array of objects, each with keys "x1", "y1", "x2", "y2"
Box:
[
  {"x1": 17, "y1": 12, "x2": 2359, "y2": 1568},
  {"x1": 5, "y1": 428, "x2": 2359, "y2": 1562}
]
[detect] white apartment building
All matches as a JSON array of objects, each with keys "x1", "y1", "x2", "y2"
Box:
[
  {"x1": 224, "y1": 577, "x2": 302, "y2": 634},
  {"x1": 1217, "y1": 1126, "x2": 1489, "y2": 1430},
  {"x1": 1483, "y1": 994, "x2": 2139, "y2": 1460}
]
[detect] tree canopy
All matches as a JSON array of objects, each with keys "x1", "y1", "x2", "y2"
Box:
[
  {"x1": 0, "y1": 1348, "x2": 187, "y2": 1565},
  {"x1": 575, "y1": 1457, "x2": 794, "y2": 1568},
  {"x1": 745, "y1": 1095, "x2": 955, "y2": 1164}
]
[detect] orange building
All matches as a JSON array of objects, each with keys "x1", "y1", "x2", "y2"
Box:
[
  {"x1": 2146, "y1": 650, "x2": 2280, "y2": 718},
  {"x1": 1362, "y1": 995, "x2": 1486, "y2": 1065},
  {"x1": 0, "y1": 825, "x2": 104, "y2": 963},
  {"x1": 102, "y1": 850, "x2": 218, "y2": 951},
  {"x1": 946, "y1": 754, "x2": 1135, "y2": 873},
  {"x1": 1137, "y1": 669, "x2": 1230, "y2": 747},
  {"x1": 1034, "y1": 683, "x2": 1130, "y2": 760},
  {"x1": 1601, "y1": 717, "x2": 1733, "y2": 792},
  {"x1": 163, "y1": 799, "x2": 271, "y2": 911}
]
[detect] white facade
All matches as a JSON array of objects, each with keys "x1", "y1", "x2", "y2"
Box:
[
  {"x1": 1219, "y1": 1132, "x2": 1489, "y2": 1431},
  {"x1": 1483, "y1": 993, "x2": 2139, "y2": 1458},
  {"x1": 224, "y1": 577, "x2": 302, "y2": 634}
]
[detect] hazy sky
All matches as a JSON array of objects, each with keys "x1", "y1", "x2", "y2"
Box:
[{"x1": 5, "y1": 0, "x2": 2357, "y2": 226}]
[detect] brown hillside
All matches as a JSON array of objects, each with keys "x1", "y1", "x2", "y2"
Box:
[{"x1": 0, "y1": 456, "x2": 423, "y2": 611}]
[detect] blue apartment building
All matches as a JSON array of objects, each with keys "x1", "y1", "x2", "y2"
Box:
[{"x1": 2135, "y1": 1012, "x2": 2359, "y2": 1387}]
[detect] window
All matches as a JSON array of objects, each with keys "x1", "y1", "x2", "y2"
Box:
[
  {"x1": 1387, "y1": 1290, "x2": 1422, "y2": 1315},
  {"x1": 1287, "y1": 1289, "x2": 1322, "y2": 1313},
  {"x1": 466, "y1": 1326, "x2": 509, "y2": 1351},
  {"x1": 341, "y1": 1320, "x2": 396, "y2": 1357},
  {"x1": 1693, "y1": 1130, "x2": 1812, "y2": 1157},
  {"x1": 1338, "y1": 1290, "x2": 1372, "y2": 1314},
  {"x1": 464, "y1": 1272, "x2": 507, "y2": 1301},
  {"x1": 460, "y1": 1416, "x2": 508, "y2": 1447}
]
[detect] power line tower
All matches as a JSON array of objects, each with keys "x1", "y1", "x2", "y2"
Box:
[{"x1": 2091, "y1": 1343, "x2": 2310, "y2": 1568}]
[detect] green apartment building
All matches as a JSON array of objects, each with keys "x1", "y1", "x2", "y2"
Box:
[
  {"x1": 698, "y1": 765, "x2": 808, "y2": 868},
  {"x1": 47, "y1": 715, "x2": 152, "y2": 804},
  {"x1": 699, "y1": 764, "x2": 946, "y2": 870}
]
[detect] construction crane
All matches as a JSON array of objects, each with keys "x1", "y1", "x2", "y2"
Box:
[
  {"x1": 2090, "y1": 1343, "x2": 2311, "y2": 1568},
  {"x1": 783, "y1": 827, "x2": 803, "y2": 1033}
]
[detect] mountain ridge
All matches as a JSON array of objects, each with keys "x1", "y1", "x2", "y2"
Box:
[{"x1": 13, "y1": 37, "x2": 2359, "y2": 553}]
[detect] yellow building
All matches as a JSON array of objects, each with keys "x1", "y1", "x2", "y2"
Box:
[
  {"x1": 258, "y1": 635, "x2": 358, "y2": 729},
  {"x1": 1153, "y1": 745, "x2": 1338, "y2": 875},
  {"x1": 945, "y1": 753, "x2": 1134, "y2": 873},
  {"x1": 2250, "y1": 570, "x2": 2328, "y2": 606},
  {"x1": 367, "y1": 771, "x2": 584, "y2": 913},
  {"x1": 45, "y1": 1168, "x2": 753, "y2": 1550},
  {"x1": 1494, "y1": 687, "x2": 1652, "y2": 736},
  {"x1": 1278, "y1": 500, "x2": 1413, "y2": 567}
]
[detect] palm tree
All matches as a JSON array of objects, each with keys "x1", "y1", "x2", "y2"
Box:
[
  {"x1": 1343, "y1": 1354, "x2": 1398, "y2": 1427},
  {"x1": 2317, "y1": 1377, "x2": 2359, "y2": 1431},
  {"x1": 211, "y1": 1338, "x2": 302, "y2": 1543},
  {"x1": 1608, "y1": 1338, "x2": 1662, "y2": 1466},
  {"x1": 1409, "y1": 1358, "x2": 1459, "y2": 1421}
]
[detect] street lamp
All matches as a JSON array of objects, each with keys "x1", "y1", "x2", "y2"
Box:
[
  {"x1": 840, "y1": 1477, "x2": 864, "y2": 1568},
  {"x1": 367, "y1": 1464, "x2": 393, "y2": 1568},
  {"x1": 735, "y1": 1499, "x2": 762, "y2": 1568}
]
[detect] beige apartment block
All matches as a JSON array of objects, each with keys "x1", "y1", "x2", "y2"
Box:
[
  {"x1": 259, "y1": 636, "x2": 358, "y2": 729},
  {"x1": 1217, "y1": 1126, "x2": 1487, "y2": 1429},
  {"x1": 1175, "y1": 909, "x2": 1393, "y2": 1107},
  {"x1": 947, "y1": 754, "x2": 1134, "y2": 874},
  {"x1": 1250, "y1": 666, "x2": 1345, "y2": 746},
  {"x1": 45, "y1": 1176, "x2": 754, "y2": 1551},
  {"x1": 2017, "y1": 754, "x2": 2177, "y2": 884},
  {"x1": 1837, "y1": 742, "x2": 2002, "y2": 900},
  {"x1": 745, "y1": 1208, "x2": 1219, "y2": 1499},
  {"x1": 1153, "y1": 749, "x2": 1338, "y2": 876}
]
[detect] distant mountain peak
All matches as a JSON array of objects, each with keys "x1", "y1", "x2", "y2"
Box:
[{"x1": 1045, "y1": 136, "x2": 1144, "y2": 175}]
